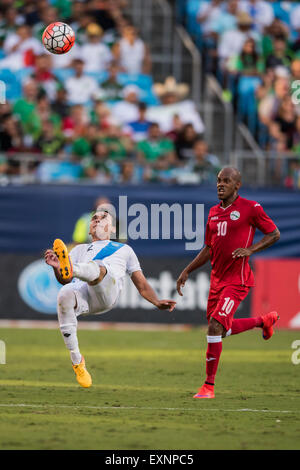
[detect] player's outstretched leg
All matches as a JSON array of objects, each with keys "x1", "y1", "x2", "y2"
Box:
[
  {"x1": 57, "y1": 287, "x2": 92, "y2": 388},
  {"x1": 261, "y1": 311, "x2": 280, "y2": 340},
  {"x1": 72, "y1": 260, "x2": 102, "y2": 283},
  {"x1": 53, "y1": 239, "x2": 73, "y2": 281},
  {"x1": 226, "y1": 311, "x2": 279, "y2": 340},
  {"x1": 54, "y1": 238, "x2": 104, "y2": 285}
]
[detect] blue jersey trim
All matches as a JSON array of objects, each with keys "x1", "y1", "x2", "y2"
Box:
[{"x1": 92, "y1": 241, "x2": 124, "y2": 261}]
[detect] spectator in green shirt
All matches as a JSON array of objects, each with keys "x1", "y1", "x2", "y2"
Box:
[
  {"x1": 101, "y1": 124, "x2": 134, "y2": 160},
  {"x1": 0, "y1": 6, "x2": 19, "y2": 46},
  {"x1": 32, "y1": 6, "x2": 58, "y2": 41},
  {"x1": 13, "y1": 79, "x2": 38, "y2": 123},
  {"x1": 99, "y1": 61, "x2": 124, "y2": 103},
  {"x1": 82, "y1": 141, "x2": 111, "y2": 181},
  {"x1": 227, "y1": 38, "x2": 265, "y2": 77},
  {"x1": 137, "y1": 122, "x2": 177, "y2": 166},
  {"x1": 13, "y1": 79, "x2": 41, "y2": 141},
  {"x1": 36, "y1": 121, "x2": 65, "y2": 156}
]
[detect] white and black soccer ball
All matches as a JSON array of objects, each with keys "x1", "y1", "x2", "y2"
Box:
[{"x1": 42, "y1": 22, "x2": 75, "y2": 55}]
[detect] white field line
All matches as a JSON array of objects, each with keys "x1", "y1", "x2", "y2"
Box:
[
  {"x1": 0, "y1": 319, "x2": 192, "y2": 332},
  {"x1": 0, "y1": 403, "x2": 298, "y2": 414}
]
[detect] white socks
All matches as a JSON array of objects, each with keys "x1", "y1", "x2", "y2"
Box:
[
  {"x1": 73, "y1": 261, "x2": 100, "y2": 283},
  {"x1": 207, "y1": 335, "x2": 222, "y2": 343},
  {"x1": 57, "y1": 263, "x2": 103, "y2": 365},
  {"x1": 57, "y1": 288, "x2": 81, "y2": 365}
]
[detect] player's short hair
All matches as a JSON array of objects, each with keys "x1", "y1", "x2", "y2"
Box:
[{"x1": 219, "y1": 166, "x2": 242, "y2": 183}]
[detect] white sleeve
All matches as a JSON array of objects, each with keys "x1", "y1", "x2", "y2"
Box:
[
  {"x1": 126, "y1": 246, "x2": 142, "y2": 276},
  {"x1": 69, "y1": 245, "x2": 81, "y2": 264}
]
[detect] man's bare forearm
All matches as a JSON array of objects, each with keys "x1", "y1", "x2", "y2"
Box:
[
  {"x1": 249, "y1": 228, "x2": 280, "y2": 255},
  {"x1": 183, "y1": 245, "x2": 211, "y2": 274},
  {"x1": 138, "y1": 283, "x2": 159, "y2": 307}
]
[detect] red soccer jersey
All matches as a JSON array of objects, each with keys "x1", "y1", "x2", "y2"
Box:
[{"x1": 205, "y1": 195, "x2": 277, "y2": 289}]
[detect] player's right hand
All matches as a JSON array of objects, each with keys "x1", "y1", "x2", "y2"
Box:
[
  {"x1": 176, "y1": 270, "x2": 189, "y2": 296},
  {"x1": 44, "y1": 249, "x2": 60, "y2": 269}
]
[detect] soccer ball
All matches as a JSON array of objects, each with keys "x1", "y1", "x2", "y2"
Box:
[{"x1": 42, "y1": 22, "x2": 75, "y2": 55}]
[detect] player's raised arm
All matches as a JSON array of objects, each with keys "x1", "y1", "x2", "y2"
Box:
[
  {"x1": 176, "y1": 245, "x2": 211, "y2": 296},
  {"x1": 131, "y1": 270, "x2": 176, "y2": 312},
  {"x1": 44, "y1": 249, "x2": 72, "y2": 285}
]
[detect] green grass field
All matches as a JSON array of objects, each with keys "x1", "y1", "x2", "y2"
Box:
[{"x1": 0, "y1": 326, "x2": 299, "y2": 450}]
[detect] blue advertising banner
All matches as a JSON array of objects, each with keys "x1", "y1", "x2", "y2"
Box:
[
  {"x1": 0, "y1": 184, "x2": 299, "y2": 257},
  {"x1": 0, "y1": 254, "x2": 251, "y2": 324}
]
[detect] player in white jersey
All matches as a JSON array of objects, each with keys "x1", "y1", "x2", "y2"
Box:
[{"x1": 44, "y1": 208, "x2": 176, "y2": 388}]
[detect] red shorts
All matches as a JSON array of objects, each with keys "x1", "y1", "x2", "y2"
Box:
[{"x1": 206, "y1": 285, "x2": 251, "y2": 331}]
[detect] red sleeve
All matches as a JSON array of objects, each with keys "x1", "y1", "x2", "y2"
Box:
[
  {"x1": 205, "y1": 217, "x2": 212, "y2": 247},
  {"x1": 250, "y1": 203, "x2": 277, "y2": 234}
]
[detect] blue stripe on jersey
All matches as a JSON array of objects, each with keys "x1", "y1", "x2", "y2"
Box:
[{"x1": 92, "y1": 241, "x2": 124, "y2": 261}]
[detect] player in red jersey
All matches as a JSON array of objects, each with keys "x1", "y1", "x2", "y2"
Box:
[{"x1": 176, "y1": 167, "x2": 280, "y2": 399}]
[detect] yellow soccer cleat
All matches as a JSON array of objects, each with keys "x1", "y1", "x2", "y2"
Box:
[
  {"x1": 53, "y1": 238, "x2": 73, "y2": 281},
  {"x1": 72, "y1": 356, "x2": 92, "y2": 388}
]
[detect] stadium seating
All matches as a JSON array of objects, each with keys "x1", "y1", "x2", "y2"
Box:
[
  {"x1": 0, "y1": 66, "x2": 158, "y2": 106},
  {"x1": 177, "y1": 1, "x2": 300, "y2": 160},
  {"x1": 0, "y1": 69, "x2": 22, "y2": 101},
  {"x1": 182, "y1": 1, "x2": 300, "y2": 32}
]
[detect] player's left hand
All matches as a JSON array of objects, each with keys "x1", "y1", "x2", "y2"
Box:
[
  {"x1": 156, "y1": 300, "x2": 176, "y2": 312},
  {"x1": 232, "y1": 248, "x2": 253, "y2": 258}
]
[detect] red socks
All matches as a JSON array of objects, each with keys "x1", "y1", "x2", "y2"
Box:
[
  {"x1": 229, "y1": 316, "x2": 263, "y2": 336},
  {"x1": 205, "y1": 336, "x2": 222, "y2": 385},
  {"x1": 204, "y1": 317, "x2": 263, "y2": 385}
]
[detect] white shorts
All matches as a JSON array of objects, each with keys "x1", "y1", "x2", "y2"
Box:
[{"x1": 59, "y1": 263, "x2": 120, "y2": 317}]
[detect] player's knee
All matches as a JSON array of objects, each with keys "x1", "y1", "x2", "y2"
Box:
[
  {"x1": 57, "y1": 289, "x2": 76, "y2": 313},
  {"x1": 88, "y1": 265, "x2": 107, "y2": 286},
  {"x1": 208, "y1": 317, "x2": 225, "y2": 336}
]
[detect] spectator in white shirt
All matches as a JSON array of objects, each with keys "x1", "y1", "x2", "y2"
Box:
[
  {"x1": 50, "y1": 41, "x2": 81, "y2": 69},
  {"x1": 197, "y1": 0, "x2": 224, "y2": 35},
  {"x1": 0, "y1": 24, "x2": 43, "y2": 70},
  {"x1": 65, "y1": 58, "x2": 100, "y2": 105},
  {"x1": 111, "y1": 85, "x2": 140, "y2": 124},
  {"x1": 79, "y1": 23, "x2": 112, "y2": 73},
  {"x1": 239, "y1": 0, "x2": 274, "y2": 33},
  {"x1": 218, "y1": 12, "x2": 261, "y2": 68},
  {"x1": 113, "y1": 25, "x2": 151, "y2": 75}
]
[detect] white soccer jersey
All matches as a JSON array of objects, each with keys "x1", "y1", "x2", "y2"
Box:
[
  {"x1": 60, "y1": 240, "x2": 142, "y2": 316},
  {"x1": 70, "y1": 239, "x2": 141, "y2": 288}
]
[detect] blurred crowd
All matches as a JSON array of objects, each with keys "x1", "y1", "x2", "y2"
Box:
[
  {"x1": 184, "y1": 0, "x2": 300, "y2": 188},
  {"x1": 0, "y1": 0, "x2": 220, "y2": 185}
]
